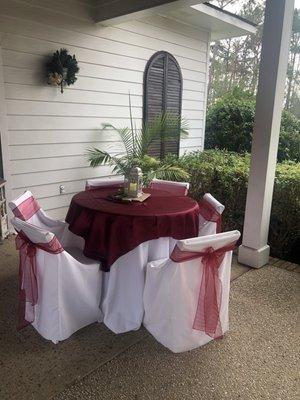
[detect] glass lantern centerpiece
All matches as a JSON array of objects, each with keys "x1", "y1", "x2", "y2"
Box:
[{"x1": 125, "y1": 167, "x2": 143, "y2": 198}]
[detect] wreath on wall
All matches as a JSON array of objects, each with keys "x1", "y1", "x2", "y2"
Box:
[{"x1": 46, "y1": 48, "x2": 79, "y2": 93}]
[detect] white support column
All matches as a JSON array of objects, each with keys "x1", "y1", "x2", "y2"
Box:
[
  {"x1": 0, "y1": 46, "x2": 13, "y2": 213},
  {"x1": 238, "y1": 0, "x2": 294, "y2": 268}
]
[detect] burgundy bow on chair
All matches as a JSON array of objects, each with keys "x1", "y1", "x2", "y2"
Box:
[
  {"x1": 198, "y1": 199, "x2": 222, "y2": 233},
  {"x1": 170, "y1": 241, "x2": 236, "y2": 338},
  {"x1": 16, "y1": 231, "x2": 63, "y2": 329}
]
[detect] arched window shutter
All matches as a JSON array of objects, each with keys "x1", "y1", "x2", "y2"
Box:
[{"x1": 143, "y1": 51, "x2": 182, "y2": 159}]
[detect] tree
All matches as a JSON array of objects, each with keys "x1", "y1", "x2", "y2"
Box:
[
  {"x1": 208, "y1": 1, "x2": 300, "y2": 118},
  {"x1": 285, "y1": 8, "x2": 300, "y2": 116},
  {"x1": 208, "y1": 0, "x2": 265, "y2": 105}
]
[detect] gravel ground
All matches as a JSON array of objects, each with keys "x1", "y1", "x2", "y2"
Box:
[
  {"x1": 54, "y1": 266, "x2": 299, "y2": 400},
  {"x1": 0, "y1": 237, "x2": 147, "y2": 400},
  {"x1": 0, "y1": 236, "x2": 298, "y2": 400}
]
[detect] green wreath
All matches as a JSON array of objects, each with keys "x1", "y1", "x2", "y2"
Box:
[{"x1": 46, "y1": 49, "x2": 79, "y2": 93}]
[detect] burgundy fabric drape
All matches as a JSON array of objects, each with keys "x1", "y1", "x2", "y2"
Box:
[
  {"x1": 198, "y1": 198, "x2": 222, "y2": 233},
  {"x1": 66, "y1": 188, "x2": 200, "y2": 271},
  {"x1": 12, "y1": 196, "x2": 40, "y2": 221},
  {"x1": 170, "y1": 241, "x2": 236, "y2": 338},
  {"x1": 16, "y1": 232, "x2": 63, "y2": 329}
]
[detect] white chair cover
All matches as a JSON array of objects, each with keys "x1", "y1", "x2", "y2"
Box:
[
  {"x1": 143, "y1": 230, "x2": 240, "y2": 353},
  {"x1": 12, "y1": 217, "x2": 102, "y2": 344},
  {"x1": 150, "y1": 179, "x2": 189, "y2": 196},
  {"x1": 85, "y1": 176, "x2": 124, "y2": 191},
  {"x1": 9, "y1": 190, "x2": 83, "y2": 250},
  {"x1": 101, "y1": 237, "x2": 177, "y2": 334},
  {"x1": 198, "y1": 193, "x2": 225, "y2": 236}
]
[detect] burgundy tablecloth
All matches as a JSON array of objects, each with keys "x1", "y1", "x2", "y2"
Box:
[{"x1": 66, "y1": 188, "x2": 199, "y2": 271}]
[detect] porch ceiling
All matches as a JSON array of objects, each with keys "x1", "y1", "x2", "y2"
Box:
[
  {"x1": 95, "y1": 1, "x2": 256, "y2": 40},
  {"x1": 167, "y1": 3, "x2": 257, "y2": 39},
  {"x1": 95, "y1": 0, "x2": 205, "y2": 24}
]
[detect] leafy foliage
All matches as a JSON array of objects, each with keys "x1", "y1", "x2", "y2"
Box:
[
  {"x1": 205, "y1": 88, "x2": 255, "y2": 153},
  {"x1": 271, "y1": 161, "x2": 300, "y2": 262},
  {"x1": 278, "y1": 112, "x2": 300, "y2": 162},
  {"x1": 164, "y1": 150, "x2": 300, "y2": 263},
  {"x1": 205, "y1": 89, "x2": 300, "y2": 162},
  {"x1": 87, "y1": 111, "x2": 189, "y2": 185}
]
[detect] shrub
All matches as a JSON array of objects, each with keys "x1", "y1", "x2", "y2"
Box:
[
  {"x1": 205, "y1": 91, "x2": 255, "y2": 153},
  {"x1": 205, "y1": 89, "x2": 300, "y2": 162},
  {"x1": 271, "y1": 161, "x2": 300, "y2": 261},
  {"x1": 165, "y1": 150, "x2": 300, "y2": 263},
  {"x1": 278, "y1": 112, "x2": 300, "y2": 162}
]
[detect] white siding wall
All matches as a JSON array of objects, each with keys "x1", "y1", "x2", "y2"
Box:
[{"x1": 0, "y1": 0, "x2": 209, "y2": 220}]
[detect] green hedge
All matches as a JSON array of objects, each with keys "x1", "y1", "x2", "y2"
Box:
[
  {"x1": 205, "y1": 89, "x2": 300, "y2": 162},
  {"x1": 165, "y1": 150, "x2": 300, "y2": 263}
]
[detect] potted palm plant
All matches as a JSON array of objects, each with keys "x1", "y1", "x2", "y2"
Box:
[{"x1": 87, "y1": 110, "x2": 190, "y2": 187}]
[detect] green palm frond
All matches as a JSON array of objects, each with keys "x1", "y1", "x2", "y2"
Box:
[
  {"x1": 101, "y1": 123, "x2": 135, "y2": 158},
  {"x1": 86, "y1": 94, "x2": 190, "y2": 185},
  {"x1": 86, "y1": 147, "x2": 127, "y2": 173},
  {"x1": 87, "y1": 147, "x2": 114, "y2": 167}
]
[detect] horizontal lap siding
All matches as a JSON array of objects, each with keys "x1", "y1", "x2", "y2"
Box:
[{"x1": 0, "y1": 0, "x2": 208, "y2": 219}]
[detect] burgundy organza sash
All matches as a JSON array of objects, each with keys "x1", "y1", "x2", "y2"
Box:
[
  {"x1": 198, "y1": 198, "x2": 222, "y2": 233},
  {"x1": 16, "y1": 231, "x2": 63, "y2": 329},
  {"x1": 13, "y1": 196, "x2": 40, "y2": 221},
  {"x1": 170, "y1": 241, "x2": 236, "y2": 338}
]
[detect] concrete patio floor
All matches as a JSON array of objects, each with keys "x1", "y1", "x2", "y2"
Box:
[{"x1": 0, "y1": 236, "x2": 299, "y2": 400}]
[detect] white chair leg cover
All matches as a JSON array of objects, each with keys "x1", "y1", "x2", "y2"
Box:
[
  {"x1": 101, "y1": 237, "x2": 177, "y2": 334},
  {"x1": 29, "y1": 250, "x2": 102, "y2": 344},
  {"x1": 143, "y1": 251, "x2": 233, "y2": 353}
]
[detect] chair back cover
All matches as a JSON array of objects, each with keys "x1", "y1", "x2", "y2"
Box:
[
  {"x1": 198, "y1": 193, "x2": 225, "y2": 236},
  {"x1": 85, "y1": 176, "x2": 124, "y2": 191},
  {"x1": 9, "y1": 191, "x2": 41, "y2": 221},
  {"x1": 203, "y1": 193, "x2": 225, "y2": 214},
  {"x1": 11, "y1": 217, "x2": 102, "y2": 343},
  {"x1": 143, "y1": 230, "x2": 240, "y2": 353},
  {"x1": 11, "y1": 217, "x2": 64, "y2": 330},
  {"x1": 11, "y1": 217, "x2": 56, "y2": 244},
  {"x1": 177, "y1": 230, "x2": 238, "y2": 252},
  {"x1": 9, "y1": 191, "x2": 68, "y2": 243},
  {"x1": 150, "y1": 179, "x2": 189, "y2": 196}
]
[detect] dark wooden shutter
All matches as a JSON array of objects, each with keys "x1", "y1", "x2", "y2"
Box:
[{"x1": 143, "y1": 51, "x2": 182, "y2": 159}]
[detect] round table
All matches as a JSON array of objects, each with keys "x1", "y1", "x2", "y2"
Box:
[{"x1": 66, "y1": 187, "x2": 199, "y2": 271}]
